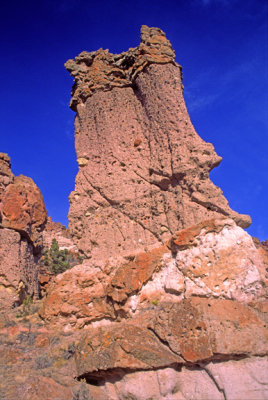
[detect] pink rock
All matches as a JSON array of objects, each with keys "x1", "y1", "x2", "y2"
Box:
[
  {"x1": 42, "y1": 216, "x2": 78, "y2": 253},
  {"x1": 66, "y1": 26, "x2": 251, "y2": 260},
  {"x1": 0, "y1": 153, "x2": 47, "y2": 310}
]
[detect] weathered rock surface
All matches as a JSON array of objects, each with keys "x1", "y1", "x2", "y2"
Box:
[
  {"x1": 0, "y1": 160, "x2": 47, "y2": 250},
  {"x1": 1, "y1": 26, "x2": 267, "y2": 400},
  {"x1": 0, "y1": 153, "x2": 47, "y2": 310},
  {"x1": 0, "y1": 228, "x2": 38, "y2": 310},
  {"x1": 1, "y1": 301, "x2": 268, "y2": 400},
  {"x1": 0, "y1": 153, "x2": 14, "y2": 199},
  {"x1": 40, "y1": 218, "x2": 268, "y2": 329},
  {"x1": 42, "y1": 216, "x2": 77, "y2": 253},
  {"x1": 66, "y1": 25, "x2": 251, "y2": 260},
  {"x1": 75, "y1": 297, "x2": 268, "y2": 377},
  {"x1": 39, "y1": 263, "x2": 116, "y2": 329}
]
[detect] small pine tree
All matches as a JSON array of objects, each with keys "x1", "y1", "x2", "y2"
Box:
[{"x1": 42, "y1": 238, "x2": 73, "y2": 275}]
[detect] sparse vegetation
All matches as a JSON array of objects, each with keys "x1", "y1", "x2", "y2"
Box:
[
  {"x1": 35, "y1": 354, "x2": 54, "y2": 369},
  {"x1": 16, "y1": 294, "x2": 35, "y2": 318},
  {"x1": 41, "y1": 238, "x2": 75, "y2": 275},
  {"x1": 152, "y1": 299, "x2": 159, "y2": 306}
]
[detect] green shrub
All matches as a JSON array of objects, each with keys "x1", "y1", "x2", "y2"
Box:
[{"x1": 42, "y1": 238, "x2": 74, "y2": 275}]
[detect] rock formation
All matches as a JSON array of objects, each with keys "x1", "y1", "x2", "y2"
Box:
[
  {"x1": 66, "y1": 25, "x2": 251, "y2": 260},
  {"x1": 42, "y1": 216, "x2": 78, "y2": 253},
  {"x1": 0, "y1": 26, "x2": 267, "y2": 400},
  {"x1": 0, "y1": 153, "x2": 47, "y2": 310}
]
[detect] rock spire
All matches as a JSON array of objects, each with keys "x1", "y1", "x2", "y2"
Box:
[{"x1": 65, "y1": 25, "x2": 251, "y2": 259}]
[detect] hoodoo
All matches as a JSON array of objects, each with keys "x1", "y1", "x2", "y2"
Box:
[
  {"x1": 0, "y1": 26, "x2": 267, "y2": 400},
  {"x1": 65, "y1": 25, "x2": 251, "y2": 260}
]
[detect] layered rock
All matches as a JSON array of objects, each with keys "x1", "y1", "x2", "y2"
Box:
[
  {"x1": 37, "y1": 218, "x2": 268, "y2": 398},
  {"x1": 1, "y1": 307, "x2": 268, "y2": 400},
  {"x1": 66, "y1": 25, "x2": 251, "y2": 260},
  {"x1": 0, "y1": 153, "x2": 47, "y2": 310},
  {"x1": 40, "y1": 218, "x2": 268, "y2": 327}
]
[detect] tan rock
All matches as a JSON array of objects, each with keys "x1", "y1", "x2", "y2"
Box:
[
  {"x1": 66, "y1": 26, "x2": 251, "y2": 260},
  {"x1": 0, "y1": 153, "x2": 14, "y2": 200},
  {"x1": 77, "y1": 157, "x2": 89, "y2": 167},
  {"x1": 0, "y1": 228, "x2": 38, "y2": 311}
]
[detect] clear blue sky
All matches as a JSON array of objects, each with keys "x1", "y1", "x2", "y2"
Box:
[{"x1": 0, "y1": 0, "x2": 267, "y2": 240}]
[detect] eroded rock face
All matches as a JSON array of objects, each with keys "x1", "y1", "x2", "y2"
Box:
[
  {"x1": 40, "y1": 218, "x2": 267, "y2": 328},
  {"x1": 42, "y1": 216, "x2": 77, "y2": 253},
  {"x1": 0, "y1": 175, "x2": 47, "y2": 250},
  {"x1": 0, "y1": 153, "x2": 47, "y2": 310},
  {"x1": 0, "y1": 153, "x2": 14, "y2": 199},
  {"x1": 1, "y1": 26, "x2": 265, "y2": 400},
  {"x1": 37, "y1": 216, "x2": 268, "y2": 397},
  {"x1": 2, "y1": 309, "x2": 267, "y2": 400},
  {"x1": 89, "y1": 357, "x2": 268, "y2": 400},
  {"x1": 66, "y1": 25, "x2": 251, "y2": 259},
  {"x1": 0, "y1": 228, "x2": 38, "y2": 310},
  {"x1": 75, "y1": 297, "x2": 268, "y2": 378}
]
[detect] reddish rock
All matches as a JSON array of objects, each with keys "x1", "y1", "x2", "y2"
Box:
[
  {"x1": 107, "y1": 244, "x2": 168, "y2": 303},
  {"x1": 1, "y1": 27, "x2": 266, "y2": 400},
  {"x1": 40, "y1": 218, "x2": 267, "y2": 327},
  {"x1": 0, "y1": 154, "x2": 48, "y2": 310},
  {"x1": 1, "y1": 175, "x2": 47, "y2": 249},
  {"x1": 39, "y1": 263, "x2": 115, "y2": 329},
  {"x1": 74, "y1": 298, "x2": 268, "y2": 379},
  {"x1": 75, "y1": 321, "x2": 181, "y2": 379},
  {"x1": 66, "y1": 25, "x2": 251, "y2": 260},
  {"x1": 170, "y1": 217, "x2": 226, "y2": 250},
  {"x1": 15, "y1": 376, "x2": 73, "y2": 400}
]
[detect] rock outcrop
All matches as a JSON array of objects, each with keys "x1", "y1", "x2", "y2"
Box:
[
  {"x1": 0, "y1": 153, "x2": 47, "y2": 310},
  {"x1": 42, "y1": 216, "x2": 78, "y2": 253},
  {"x1": 40, "y1": 217, "x2": 268, "y2": 327},
  {"x1": 0, "y1": 26, "x2": 267, "y2": 400},
  {"x1": 66, "y1": 25, "x2": 251, "y2": 260}
]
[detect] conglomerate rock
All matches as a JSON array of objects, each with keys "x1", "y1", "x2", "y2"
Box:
[
  {"x1": 66, "y1": 25, "x2": 251, "y2": 260},
  {"x1": 0, "y1": 153, "x2": 47, "y2": 310}
]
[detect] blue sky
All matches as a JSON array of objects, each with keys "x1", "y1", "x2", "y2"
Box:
[{"x1": 0, "y1": 0, "x2": 267, "y2": 240}]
